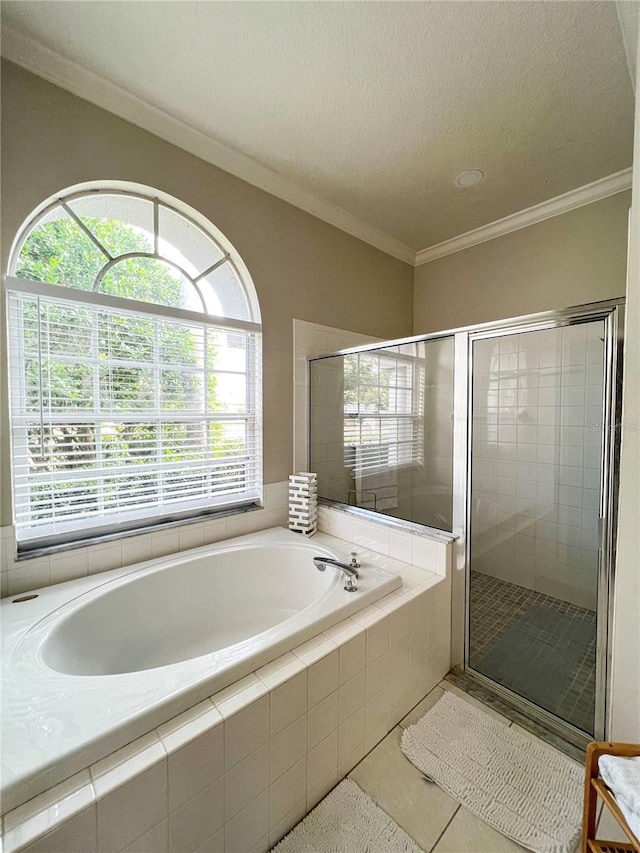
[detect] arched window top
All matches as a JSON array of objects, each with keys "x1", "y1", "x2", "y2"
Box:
[
  {"x1": 9, "y1": 185, "x2": 260, "y2": 324},
  {"x1": 6, "y1": 183, "x2": 262, "y2": 548}
]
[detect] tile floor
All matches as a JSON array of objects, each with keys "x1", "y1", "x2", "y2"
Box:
[
  {"x1": 279, "y1": 678, "x2": 629, "y2": 852},
  {"x1": 347, "y1": 679, "x2": 626, "y2": 853},
  {"x1": 468, "y1": 571, "x2": 596, "y2": 734},
  {"x1": 347, "y1": 681, "x2": 530, "y2": 852}
]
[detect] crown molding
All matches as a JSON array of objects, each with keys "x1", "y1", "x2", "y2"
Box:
[
  {"x1": 2, "y1": 26, "x2": 633, "y2": 271},
  {"x1": 0, "y1": 25, "x2": 416, "y2": 266},
  {"x1": 415, "y1": 168, "x2": 633, "y2": 265}
]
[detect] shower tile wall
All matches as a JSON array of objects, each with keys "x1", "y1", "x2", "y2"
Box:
[{"x1": 471, "y1": 323, "x2": 604, "y2": 610}]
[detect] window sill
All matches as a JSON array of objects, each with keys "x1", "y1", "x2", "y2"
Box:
[{"x1": 15, "y1": 502, "x2": 263, "y2": 562}]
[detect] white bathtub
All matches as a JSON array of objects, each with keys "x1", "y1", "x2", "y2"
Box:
[{"x1": 1, "y1": 527, "x2": 401, "y2": 812}]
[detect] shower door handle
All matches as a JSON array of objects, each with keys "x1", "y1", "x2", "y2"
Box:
[{"x1": 597, "y1": 517, "x2": 606, "y2": 552}]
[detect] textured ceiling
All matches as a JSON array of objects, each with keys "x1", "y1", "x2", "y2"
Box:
[{"x1": 1, "y1": 1, "x2": 635, "y2": 252}]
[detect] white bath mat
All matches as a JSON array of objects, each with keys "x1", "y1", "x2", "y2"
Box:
[
  {"x1": 400, "y1": 691, "x2": 583, "y2": 853},
  {"x1": 271, "y1": 778, "x2": 421, "y2": 853}
]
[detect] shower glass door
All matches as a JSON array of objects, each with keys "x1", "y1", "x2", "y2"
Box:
[{"x1": 467, "y1": 318, "x2": 607, "y2": 737}]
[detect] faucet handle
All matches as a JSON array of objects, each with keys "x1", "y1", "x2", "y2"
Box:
[{"x1": 350, "y1": 551, "x2": 360, "y2": 569}]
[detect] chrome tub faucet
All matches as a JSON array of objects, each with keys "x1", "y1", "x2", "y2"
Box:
[{"x1": 313, "y1": 552, "x2": 360, "y2": 592}]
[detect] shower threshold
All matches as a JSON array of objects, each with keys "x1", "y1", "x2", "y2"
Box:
[{"x1": 446, "y1": 669, "x2": 588, "y2": 761}]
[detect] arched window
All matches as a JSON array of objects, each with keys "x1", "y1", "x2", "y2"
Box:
[{"x1": 6, "y1": 184, "x2": 262, "y2": 550}]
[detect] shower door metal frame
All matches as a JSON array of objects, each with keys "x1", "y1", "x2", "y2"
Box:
[{"x1": 459, "y1": 298, "x2": 625, "y2": 747}]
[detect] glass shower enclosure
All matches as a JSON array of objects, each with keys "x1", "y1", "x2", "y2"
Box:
[{"x1": 308, "y1": 299, "x2": 624, "y2": 744}]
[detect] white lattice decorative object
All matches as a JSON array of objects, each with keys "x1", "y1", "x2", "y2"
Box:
[{"x1": 288, "y1": 472, "x2": 318, "y2": 537}]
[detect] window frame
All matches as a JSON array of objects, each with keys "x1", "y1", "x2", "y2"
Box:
[{"x1": 5, "y1": 184, "x2": 263, "y2": 554}]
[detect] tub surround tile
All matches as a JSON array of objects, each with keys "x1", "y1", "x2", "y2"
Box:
[
  {"x1": 338, "y1": 706, "x2": 365, "y2": 765},
  {"x1": 151, "y1": 530, "x2": 181, "y2": 560},
  {"x1": 122, "y1": 819, "x2": 168, "y2": 853},
  {"x1": 307, "y1": 689, "x2": 339, "y2": 750},
  {"x1": 157, "y1": 700, "x2": 222, "y2": 753},
  {"x1": 292, "y1": 633, "x2": 338, "y2": 666},
  {"x1": 50, "y1": 549, "x2": 88, "y2": 584},
  {"x1": 365, "y1": 685, "x2": 390, "y2": 753},
  {"x1": 224, "y1": 788, "x2": 269, "y2": 853},
  {"x1": 162, "y1": 723, "x2": 223, "y2": 813},
  {"x1": 18, "y1": 807, "x2": 98, "y2": 853},
  {"x1": 376, "y1": 588, "x2": 412, "y2": 613},
  {"x1": 365, "y1": 651, "x2": 390, "y2": 701},
  {"x1": 194, "y1": 826, "x2": 225, "y2": 853},
  {"x1": 306, "y1": 729, "x2": 338, "y2": 795},
  {"x1": 270, "y1": 714, "x2": 308, "y2": 783},
  {"x1": 269, "y1": 797, "x2": 307, "y2": 849},
  {"x1": 224, "y1": 743, "x2": 269, "y2": 821},
  {"x1": 411, "y1": 537, "x2": 440, "y2": 573},
  {"x1": 366, "y1": 616, "x2": 390, "y2": 664},
  {"x1": 6, "y1": 560, "x2": 51, "y2": 597},
  {"x1": 338, "y1": 670, "x2": 366, "y2": 723},
  {"x1": 316, "y1": 504, "x2": 453, "y2": 578},
  {"x1": 400, "y1": 685, "x2": 446, "y2": 728},
  {"x1": 307, "y1": 650, "x2": 339, "y2": 707},
  {"x1": 269, "y1": 671, "x2": 308, "y2": 736},
  {"x1": 3, "y1": 772, "x2": 95, "y2": 853},
  {"x1": 178, "y1": 524, "x2": 205, "y2": 551},
  {"x1": 212, "y1": 673, "x2": 269, "y2": 720},
  {"x1": 266, "y1": 508, "x2": 286, "y2": 528},
  {"x1": 323, "y1": 616, "x2": 363, "y2": 645},
  {"x1": 88, "y1": 543, "x2": 124, "y2": 576},
  {"x1": 90, "y1": 733, "x2": 166, "y2": 800},
  {"x1": 223, "y1": 694, "x2": 270, "y2": 770},
  {"x1": 225, "y1": 514, "x2": 248, "y2": 538},
  {"x1": 338, "y1": 633, "x2": 366, "y2": 684},
  {"x1": 389, "y1": 531, "x2": 413, "y2": 564},
  {"x1": 96, "y1": 761, "x2": 167, "y2": 853},
  {"x1": 168, "y1": 778, "x2": 223, "y2": 853},
  {"x1": 389, "y1": 606, "x2": 411, "y2": 646},
  {"x1": 245, "y1": 509, "x2": 267, "y2": 534},
  {"x1": 249, "y1": 833, "x2": 270, "y2": 853},
  {"x1": 269, "y1": 758, "x2": 306, "y2": 832},
  {"x1": 339, "y1": 738, "x2": 367, "y2": 781},
  {"x1": 120, "y1": 535, "x2": 153, "y2": 568},
  {"x1": 256, "y1": 651, "x2": 306, "y2": 690},
  {"x1": 306, "y1": 766, "x2": 339, "y2": 813}
]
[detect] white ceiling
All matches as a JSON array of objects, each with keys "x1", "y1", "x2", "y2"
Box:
[{"x1": 1, "y1": 1, "x2": 636, "y2": 259}]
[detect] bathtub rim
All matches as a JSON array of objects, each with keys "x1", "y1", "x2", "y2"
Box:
[{"x1": 1, "y1": 527, "x2": 404, "y2": 813}]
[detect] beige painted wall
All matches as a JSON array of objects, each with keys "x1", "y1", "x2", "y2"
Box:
[
  {"x1": 0, "y1": 61, "x2": 413, "y2": 526},
  {"x1": 413, "y1": 192, "x2": 631, "y2": 334}
]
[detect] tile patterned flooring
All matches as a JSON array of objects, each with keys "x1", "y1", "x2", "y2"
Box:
[
  {"x1": 468, "y1": 571, "x2": 597, "y2": 734},
  {"x1": 308, "y1": 679, "x2": 629, "y2": 853},
  {"x1": 344, "y1": 681, "x2": 556, "y2": 852}
]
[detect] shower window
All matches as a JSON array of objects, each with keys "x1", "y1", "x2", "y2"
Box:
[
  {"x1": 310, "y1": 336, "x2": 454, "y2": 531},
  {"x1": 6, "y1": 185, "x2": 262, "y2": 552},
  {"x1": 343, "y1": 348, "x2": 424, "y2": 474}
]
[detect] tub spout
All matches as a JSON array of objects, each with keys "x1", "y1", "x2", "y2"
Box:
[{"x1": 313, "y1": 555, "x2": 359, "y2": 591}]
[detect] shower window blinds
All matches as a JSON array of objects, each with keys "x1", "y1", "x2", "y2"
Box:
[
  {"x1": 343, "y1": 348, "x2": 424, "y2": 473},
  {"x1": 7, "y1": 284, "x2": 262, "y2": 547}
]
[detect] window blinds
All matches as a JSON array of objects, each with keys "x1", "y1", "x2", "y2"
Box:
[
  {"x1": 343, "y1": 351, "x2": 424, "y2": 474},
  {"x1": 8, "y1": 288, "x2": 262, "y2": 545}
]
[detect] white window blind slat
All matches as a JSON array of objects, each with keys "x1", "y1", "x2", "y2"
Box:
[
  {"x1": 343, "y1": 350, "x2": 424, "y2": 474},
  {"x1": 8, "y1": 289, "x2": 262, "y2": 544}
]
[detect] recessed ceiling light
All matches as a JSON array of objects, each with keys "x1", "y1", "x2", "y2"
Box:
[{"x1": 454, "y1": 169, "x2": 484, "y2": 188}]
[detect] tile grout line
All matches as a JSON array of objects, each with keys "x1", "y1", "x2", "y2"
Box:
[{"x1": 428, "y1": 803, "x2": 462, "y2": 852}]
